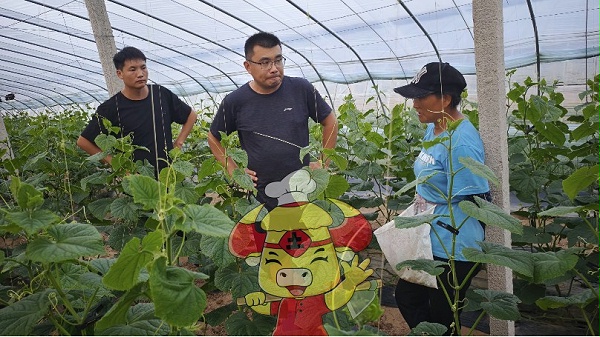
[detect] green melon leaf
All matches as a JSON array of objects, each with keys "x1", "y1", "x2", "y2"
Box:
[{"x1": 26, "y1": 223, "x2": 105, "y2": 263}]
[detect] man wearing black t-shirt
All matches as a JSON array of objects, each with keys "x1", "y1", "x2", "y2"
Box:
[
  {"x1": 208, "y1": 32, "x2": 338, "y2": 209},
  {"x1": 78, "y1": 46, "x2": 197, "y2": 176}
]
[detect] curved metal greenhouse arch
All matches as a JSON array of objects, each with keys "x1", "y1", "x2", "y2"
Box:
[
  {"x1": 193, "y1": 0, "x2": 337, "y2": 108},
  {"x1": 25, "y1": 0, "x2": 222, "y2": 100},
  {"x1": 0, "y1": 79, "x2": 74, "y2": 109},
  {"x1": 0, "y1": 1, "x2": 596, "y2": 111},
  {"x1": 286, "y1": 0, "x2": 385, "y2": 112}
]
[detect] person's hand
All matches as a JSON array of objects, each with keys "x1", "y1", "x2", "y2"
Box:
[
  {"x1": 414, "y1": 194, "x2": 435, "y2": 214},
  {"x1": 173, "y1": 140, "x2": 184, "y2": 149},
  {"x1": 309, "y1": 161, "x2": 322, "y2": 170},
  {"x1": 244, "y1": 168, "x2": 258, "y2": 187},
  {"x1": 103, "y1": 154, "x2": 113, "y2": 166},
  {"x1": 309, "y1": 158, "x2": 330, "y2": 170}
]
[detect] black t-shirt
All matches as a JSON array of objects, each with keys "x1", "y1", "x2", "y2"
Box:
[
  {"x1": 81, "y1": 84, "x2": 191, "y2": 174},
  {"x1": 209, "y1": 76, "x2": 332, "y2": 207}
]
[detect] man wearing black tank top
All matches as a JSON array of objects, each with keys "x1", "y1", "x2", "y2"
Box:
[{"x1": 77, "y1": 46, "x2": 197, "y2": 176}]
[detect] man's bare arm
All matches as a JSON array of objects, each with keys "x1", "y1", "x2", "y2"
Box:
[
  {"x1": 207, "y1": 131, "x2": 238, "y2": 176},
  {"x1": 311, "y1": 112, "x2": 338, "y2": 168},
  {"x1": 207, "y1": 131, "x2": 258, "y2": 185},
  {"x1": 77, "y1": 136, "x2": 112, "y2": 164},
  {"x1": 174, "y1": 109, "x2": 198, "y2": 149}
]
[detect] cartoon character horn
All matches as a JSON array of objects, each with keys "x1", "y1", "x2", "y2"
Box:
[
  {"x1": 228, "y1": 204, "x2": 266, "y2": 263},
  {"x1": 328, "y1": 199, "x2": 372, "y2": 252}
]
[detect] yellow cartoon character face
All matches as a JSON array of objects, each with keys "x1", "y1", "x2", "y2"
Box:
[
  {"x1": 227, "y1": 169, "x2": 376, "y2": 336},
  {"x1": 259, "y1": 227, "x2": 342, "y2": 299}
]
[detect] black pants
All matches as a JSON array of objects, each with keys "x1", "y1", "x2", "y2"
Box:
[{"x1": 394, "y1": 257, "x2": 480, "y2": 335}]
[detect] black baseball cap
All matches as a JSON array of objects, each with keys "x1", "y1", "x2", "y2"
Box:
[{"x1": 393, "y1": 62, "x2": 466, "y2": 98}]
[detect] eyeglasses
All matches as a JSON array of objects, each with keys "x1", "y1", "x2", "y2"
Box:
[{"x1": 247, "y1": 57, "x2": 286, "y2": 70}]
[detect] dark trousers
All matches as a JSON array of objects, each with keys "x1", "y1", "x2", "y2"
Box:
[{"x1": 394, "y1": 257, "x2": 480, "y2": 335}]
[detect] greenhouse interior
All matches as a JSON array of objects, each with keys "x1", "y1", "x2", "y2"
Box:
[{"x1": 0, "y1": 1, "x2": 598, "y2": 336}]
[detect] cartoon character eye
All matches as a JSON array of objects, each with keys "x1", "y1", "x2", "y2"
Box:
[
  {"x1": 310, "y1": 256, "x2": 329, "y2": 264},
  {"x1": 265, "y1": 258, "x2": 282, "y2": 265}
]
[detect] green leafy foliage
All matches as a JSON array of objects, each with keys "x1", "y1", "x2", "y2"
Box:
[
  {"x1": 0, "y1": 290, "x2": 53, "y2": 336},
  {"x1": 26, "y1": 223, "x2": 105, "y2": 263},
  {"x1": 95, "y1": 283, "x2": 147, "y2": 333},
  {"x1": 100, "y1": 303, "x2": 171, "y2": 335},
  {"x1": 203, "y1": 302, "x2": 237, "y2": 327},
  {"x1": 535, "y1": 289, "x2": 597, "y2": 310},
  {"x1": 149, "y1": 257, "x2": 207, "y2": 327},
  {"x1": 0, "y1": 74, "x2": 597, "y2": 335},
  {"x1": 350, "y1": 293, "x2": 384, "y2": 325},
  {"x1": 103, "y1": 232, "x2": 162, "y2": 291},
  {"x1": 179, "y1": 204, "x2": 234, "y2": 237},
  {"x1": 562, "y1": 165, "x2": 599, "y2": 200},
  {"x1": 463, "y1": 242, "x2": 534, "y2": 278},
  {"x1": 459, "y1": 197, "x2": 523, "y2": 234},
  {"x1": 199, "y1": 235, "x2": 236, "y2": 267},
  {"x1": 504, "y1": 72, "x2": 599, "y2": 334},
  {"x1": 225, "y1": 311, "x2": 276, "y2": 336},
  {"x1": 5, "y1": 209, "x2": 60, "y2": 236},
  {"x1": 214, "y1": 264, "x2": 259, "y2": 300},
  {"x1": 466, "y1": 289, "x2": 521, "y2": 321},
  {"x1": 393, "y1": 213, "x2": 438, "y2": 229},
  {"x1": 396, "y1": 259, "x2": 446, "y2": 277},
  {"x1": 0, "y1": 107, "x2": 241, "y2": 334},
  {"x1": 408, "y1": 322, "x2": 448, "y2": 336}
]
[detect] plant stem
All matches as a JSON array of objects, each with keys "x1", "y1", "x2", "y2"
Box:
[{"x1": 46, "y1": 264, "x2": 81, "y2": 324}]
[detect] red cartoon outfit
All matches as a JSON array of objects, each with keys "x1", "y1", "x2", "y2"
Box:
[{"x1": 270, "y1": 294, "x2": 331, "y2": 335}]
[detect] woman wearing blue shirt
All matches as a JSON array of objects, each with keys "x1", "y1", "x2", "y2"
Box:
[{"x1": 393, "y1": 62, "x2": 490, "y2": 335}]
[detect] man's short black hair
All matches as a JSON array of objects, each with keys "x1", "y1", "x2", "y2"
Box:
[
  {"x1": 244, "y1": 32, "x2": 281, "y2": 59},
  {"x1": 113, "y1": 46, "x2": 146, "y2": 70}
]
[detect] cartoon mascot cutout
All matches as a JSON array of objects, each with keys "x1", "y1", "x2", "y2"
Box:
[{"x1": 229, "y1": 169, "x2": 378, "y2": 335}]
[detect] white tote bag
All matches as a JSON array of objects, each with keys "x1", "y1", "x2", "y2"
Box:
[{"x1": 374, "y1": 202, "x2": 437, "y2": 288}]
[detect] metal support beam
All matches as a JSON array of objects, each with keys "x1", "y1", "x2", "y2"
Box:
[
  {"x1": 85, "y1": 0, "x2": 121, "y2": 96},
  {"x1": 473, "y1": 1, "x2": 515, "y2": 335}
]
